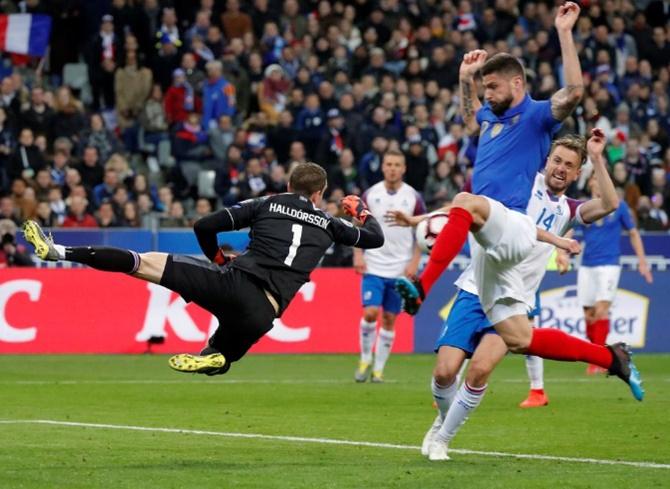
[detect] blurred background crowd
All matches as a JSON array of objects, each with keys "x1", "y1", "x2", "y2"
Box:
[{"x1": 0, "y1": 0, "x2": 669, "y2": 235}]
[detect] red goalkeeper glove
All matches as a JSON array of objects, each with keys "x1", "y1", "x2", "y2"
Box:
[
  {"x1": 213, "y1": 247, "x2": 238, "y2": 266},
  {"x1": 341, "y1": 195, "x2": 371, "y2": 223}
]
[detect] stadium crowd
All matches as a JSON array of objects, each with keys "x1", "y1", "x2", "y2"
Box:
[{"x1": 0, "y1": 0, "x2": 669, "y2": 233}]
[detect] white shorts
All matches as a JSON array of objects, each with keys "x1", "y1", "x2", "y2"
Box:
[
  {"x1": 577, "y1": 265, "x2": 621, "y2": 307},
  {"x1": 471, "y1": 197, "x2": 538, "y2": 323}
]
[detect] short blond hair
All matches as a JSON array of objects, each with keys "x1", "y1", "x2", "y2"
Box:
[{"x1": 550, "y1": 134, "x2": 587, "y2": 167}]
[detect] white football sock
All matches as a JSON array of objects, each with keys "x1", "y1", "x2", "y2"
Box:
[
  {"x1": 437, "y1": 382, "x2": 487, "y2": 442},
  {"x1": 525, "y1": 355, "x2": 544, "y2": 390},
  {"x1": 431, "y1": 377, "x2": 458, "y2": 418},
  {"x1": 359, "y1": 319, "x2": 376, "y2": 363},
  {"x1": 373, "y1": 329, "x2": 395, "y2": 372}
]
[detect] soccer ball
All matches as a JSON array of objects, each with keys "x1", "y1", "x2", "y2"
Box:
[{"x1": 415, "y1": 212, "x2": 449, "y2": 253}]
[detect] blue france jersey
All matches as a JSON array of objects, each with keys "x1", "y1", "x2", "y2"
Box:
[
  {"x1": 473, "y1": 95, "x2": 561, "y2": 212},
  {"x1": 577, "y1": 200, "x2": 635, "y2": 266}
]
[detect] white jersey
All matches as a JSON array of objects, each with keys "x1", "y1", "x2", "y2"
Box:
[
  {"x1": 457, "y1": 173, "x2": 584, "y2": 297},
  {"x1": 363, "y1": 181, "x2": 426, "y2": 278}
]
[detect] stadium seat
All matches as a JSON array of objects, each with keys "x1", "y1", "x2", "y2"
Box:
[
  {"x1": 62, "y1": 63, "x2": 92, "y2": 105},
  {"x1": 197, "y1": 170, "x2": 217, "y2": 199}
]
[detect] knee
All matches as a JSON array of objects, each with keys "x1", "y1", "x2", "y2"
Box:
[
  {"x1": 452, "y1": 192, "x2": 475, "y2": 210},
  {"x1": 503, "y1": 333, "x2": 531, "y2": 354},
  {"x1": 594, "y1": 305, "x2": 609, "y2": 321},
  {"x1": 466, "y1": 360, "x2": 492, "y2": 387},
  {"x1": 433, "y1": 365, "x2": 458, "y2": 387},
  {"x1": 363, "y1": 307, "x2": 379, "y2": 323}
]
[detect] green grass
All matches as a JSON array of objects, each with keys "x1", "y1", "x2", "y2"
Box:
[{"x1": 0, "y1": 354, "x2": 668, "y2": 488}]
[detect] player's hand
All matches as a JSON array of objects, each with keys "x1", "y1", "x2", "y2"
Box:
[
  {"x1": 554, "y1": 1, "x2": 580, "y2": 32},
  {"x1": 555, "y1": 251, "x2": 571, "y2": 274},
  {"x1": 404, "y1": 262, "x2": 419, "y2": 279},
  {"x1": 353, "y1": 252, "x2": 366, "y2": 274},
  {"x1": 384, "y1": 210, "x2": 413, "y2": 227},
  {"x1": 213, "y1": 247, "x2": 237, "y2": 266},
  {"x1": 341, "y1": 195, "x2": 371, "y2": 223},
  {"x1": 587, "y1": 128, "x2": 606, "y2": 159},
  {"x1": 639, "y1": 261, "x2": 653, "y2": 284},
  {"x1": 459, "y1": 50, "x2": 488, "y2": 80},
  {"x1": 565, "y1": 238, "x2": 581, "y2": 255}
]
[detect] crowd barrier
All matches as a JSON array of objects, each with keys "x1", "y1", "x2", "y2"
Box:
[{"x1": 0, "y1": 267, "x2": 667, "y2": 354}]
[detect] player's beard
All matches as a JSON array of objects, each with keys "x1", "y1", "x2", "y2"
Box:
[
  {"x1": 546, "y1": 175, "x2": 569, "y2": 194},
  {"x1": 489, "y1": 95, "x2": 514, "y2": 116}
]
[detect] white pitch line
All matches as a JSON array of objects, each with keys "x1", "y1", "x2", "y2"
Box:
[{"x1": 0, "y1": 419, "x2": 668, "y2": 470}]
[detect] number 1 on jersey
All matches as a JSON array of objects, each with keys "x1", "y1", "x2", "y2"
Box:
[{"x1": 284, "y1": 224, "x2": 303, "y2": 266}]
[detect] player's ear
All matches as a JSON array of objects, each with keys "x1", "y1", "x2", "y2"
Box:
[{"x1": 287, "y1": 182, "x2": 293, "y2": 193}]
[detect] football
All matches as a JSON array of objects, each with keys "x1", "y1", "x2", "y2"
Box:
[{"x1": 415, "y1": 211, "x2": 449, "y2": 253}]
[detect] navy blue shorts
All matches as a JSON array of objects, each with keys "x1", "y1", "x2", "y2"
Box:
[{"x1": 361, "y1": 274, "x2": 402, "y2": 314}]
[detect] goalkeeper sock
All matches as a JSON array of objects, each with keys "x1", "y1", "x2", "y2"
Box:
[{"x1": 65, "y1": 246, "x2": 141, "y2": 274}]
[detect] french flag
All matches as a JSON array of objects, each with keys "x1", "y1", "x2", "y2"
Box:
[{"x1": 0, "y1": 14, "x2": 52, "y2": 57}]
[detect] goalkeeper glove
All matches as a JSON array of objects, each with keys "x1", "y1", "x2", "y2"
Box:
[
  {"x1": 341, "y1": 195, "x2": 371, "y2": 223},
  {"x1": 213, "y1": 247, "x2": 237, "y2": 266}
]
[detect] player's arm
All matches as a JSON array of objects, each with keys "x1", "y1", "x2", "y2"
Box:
[
  {"x1": 577, "y1": 128, "x2": 619, "y2": 223},
  {"x1": 550, "y1": 2, "x2": 584, "y2": 121},
  {"x1": 629, "y1": 228, "x2": 653, "y2": 284},
  {"x1": 385, "y1": 203, "x2": 453, "y2": 228},
  {"x1": 459, "y1": 50, "x2": 486, "y2": 135},
  {"x1": 193, "y1": 199, "x2": 262, "y2": 261},
  {"x1": 537, "y1": 228, "x2": 581, "y2": 255},
  {"x1": 555, "y1": 229, "x2": 573, "y2": 274}
]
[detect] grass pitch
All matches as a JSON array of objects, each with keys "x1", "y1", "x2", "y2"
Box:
[{"x1": 0, "y1": 354, "x2": 668, "y2": 488}]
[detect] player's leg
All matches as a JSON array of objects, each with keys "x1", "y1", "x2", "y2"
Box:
[
  {"x1": 494, "y1": 311, "x2": 644, "y2": 401},
  {"x1": 429, "y1": 333, "x2": 507, "y2": 461},
  {"x1": 371, "y1": 278, "x2": 403, "y2": 382},
  {"x1": 356, "y1": 274, "x2": 382, "y2": 382},
  {"x1": 396, "y1": 192, "x2": 490, "y2": 314},
  {"x1": 520, "y1": 295, "x2": 549, "y2": 408},
  {"x1": 170, "y1": 266, "x2": 277, "y2": 375},
  {"x1": 422, "y1": 289, "x2": 486, "y2": 456}
]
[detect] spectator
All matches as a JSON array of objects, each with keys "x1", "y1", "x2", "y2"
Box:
[
  {"x1": 20, "y1": 86, "x2": 54, "y2": 142},
  {"x1": 209, "y1": 115, "x2": 235, "y2": 162},
  {"x1": 34, "y1": 200, "x2": 58, "y2": 228},
  {"x1": 359, "y1": 136, "x2": 389, "y2": 189},
  {"x1": 189, "y1": 197, "x2": 212, "y2": 226},
  {"x1": 76, "y1": 146, "x2": 104, "y2": 191},
  {"x1": 637, "y1": 195, "x2": 665, "y2": 230},
  {"x1": 165, "y1": 68, "x2": 200, "y2": 127},
  {"x1": 329, "y1": 148, "x2": 362, "y2": 197},
  {"x1": 97, "y1": 201, "x2": 119, "y2": 228},
  {"x1": 93, "y1": 169, "x2": 120, "y2": 208},
  {"x1": 238, "y1": 157, "x2": 271, "y2": 201},
  {"x1": 87, "y1": 15, "x2": 123, "y2": 111},
  {"x1": 403, "y1": 134, "x2": 430, "y2": 193},
  {"x1": 0, "y1": 219, "x2": 34, "y2": 267},
  {"x1": 202, "y1": 60, "x2": 236, "y2": 130},
  {"x1": 220, "y1": 0, "x2": 252, "y2": 40},
  {"x1": 62, "y1": 195, "x2": 98, "y2": 228},
  {"x1": 296, "y1": 93, "x2": 325, "y2": 159},
  {"x1": 160, "y1": 200, "x2": 189, "y2": 227},
  {"x1": 7, "y1": 128, "x2": 45, "y2": 183},
  {"x1": 52, "y1": 87, "x2": 85, "y2": 144},
  {"x1": 0, "y1": 76, "x2": 21, "y2": 122},
  {"x1": 115, "y1": 48, "x2": 153, "y2": 150},
  {"x1": 34, "y1": 168, "x2": 53, "y2": 201},
  {"x1": 424, "y1": 157, "x2": 462, "y2": 210},
  {"x1": 258, "y1": 64, "x2": 291, "y2": 124},
  {"x1": 120, "y1": 201, "x2": 141, "y2": 227},
  {"x1": 81, "y1": 114, "x2": 122, "y2": 163}
]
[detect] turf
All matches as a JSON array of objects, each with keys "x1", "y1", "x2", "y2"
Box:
[{"x1": 0, "y1": 354, "x2": 668, "y2": 488}]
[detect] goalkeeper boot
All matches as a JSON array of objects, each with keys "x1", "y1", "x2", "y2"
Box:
[
  {"x1": 354, "y1": 360, "x2": 372, "y2": 383},
  {"x1": 22, "y1": 220, "x2": 60, "y2": 261},
  {"x1": 169, "y1": 352, "x2": 228, "y2": 376},
  {"x1": 607, "y1": 342, "x2": 644, "y2": 401},
  {"x1": 395, "y1": 277, "x2": 425, "y2": 316}
]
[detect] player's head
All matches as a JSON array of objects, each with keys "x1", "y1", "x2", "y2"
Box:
[
  {"x1": 382, "y1": 149, "x2": 406, "y2": 185},
  {"x1": 288, "y1": 162, "x2": 328, "y2": 204},
  {"x1": 544, "y1": 134, "x2": 586, "y2": 194},
  {"x1": 481, "y1": 53, "x2": 526, "y2": 116}
]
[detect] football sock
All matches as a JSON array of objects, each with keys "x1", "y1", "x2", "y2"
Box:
[
  {"x1": 525, "y1": 355, "x2": 544, "y2": 390},
  {"x1": 431, "y1": 377, "x2": 458, "y2": 418},
  {"x1": 527, "y1": 328, "x2": 613, "y2": 369},
  {"x1": 373, "y1": 329, "x2": 395, "y2": 373},
  {"x1": 592, "y1": 318, "x2": 610, "y2": 345},
  {"x1": 585, "y1": 319, "x2": 596, "y2": 343},
  {"x1": 359, "y1": 319, "x2": 377, "y2": 363},
  {"x1": 437, "y1": 382, "x2": 487, "y2": 442},
  {"x1": 65, "y1": 246, "x2": 141, "y2": 274},
  {"x1": 420, "y1": 207, "x2": 473, "y2": 294}
]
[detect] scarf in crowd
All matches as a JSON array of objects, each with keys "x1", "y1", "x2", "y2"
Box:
[{"x1": 175, "y1": 80, "x2": 195, "y2": 111}]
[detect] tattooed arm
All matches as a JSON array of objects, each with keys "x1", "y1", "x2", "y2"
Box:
[
  {"x1": 459, "y1": 50, "x2": 486, "y2": 135},
  {"x1": 551, "y1": 2, "x2": 584, "y2": 121}
]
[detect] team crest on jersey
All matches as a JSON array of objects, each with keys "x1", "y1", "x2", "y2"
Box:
[
  {"x1": 556, "y1": 205, "x2": 563, "y2": 216},
  {"x1": 491, "y1": 123, "x2": 504, "y2": 138}
]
